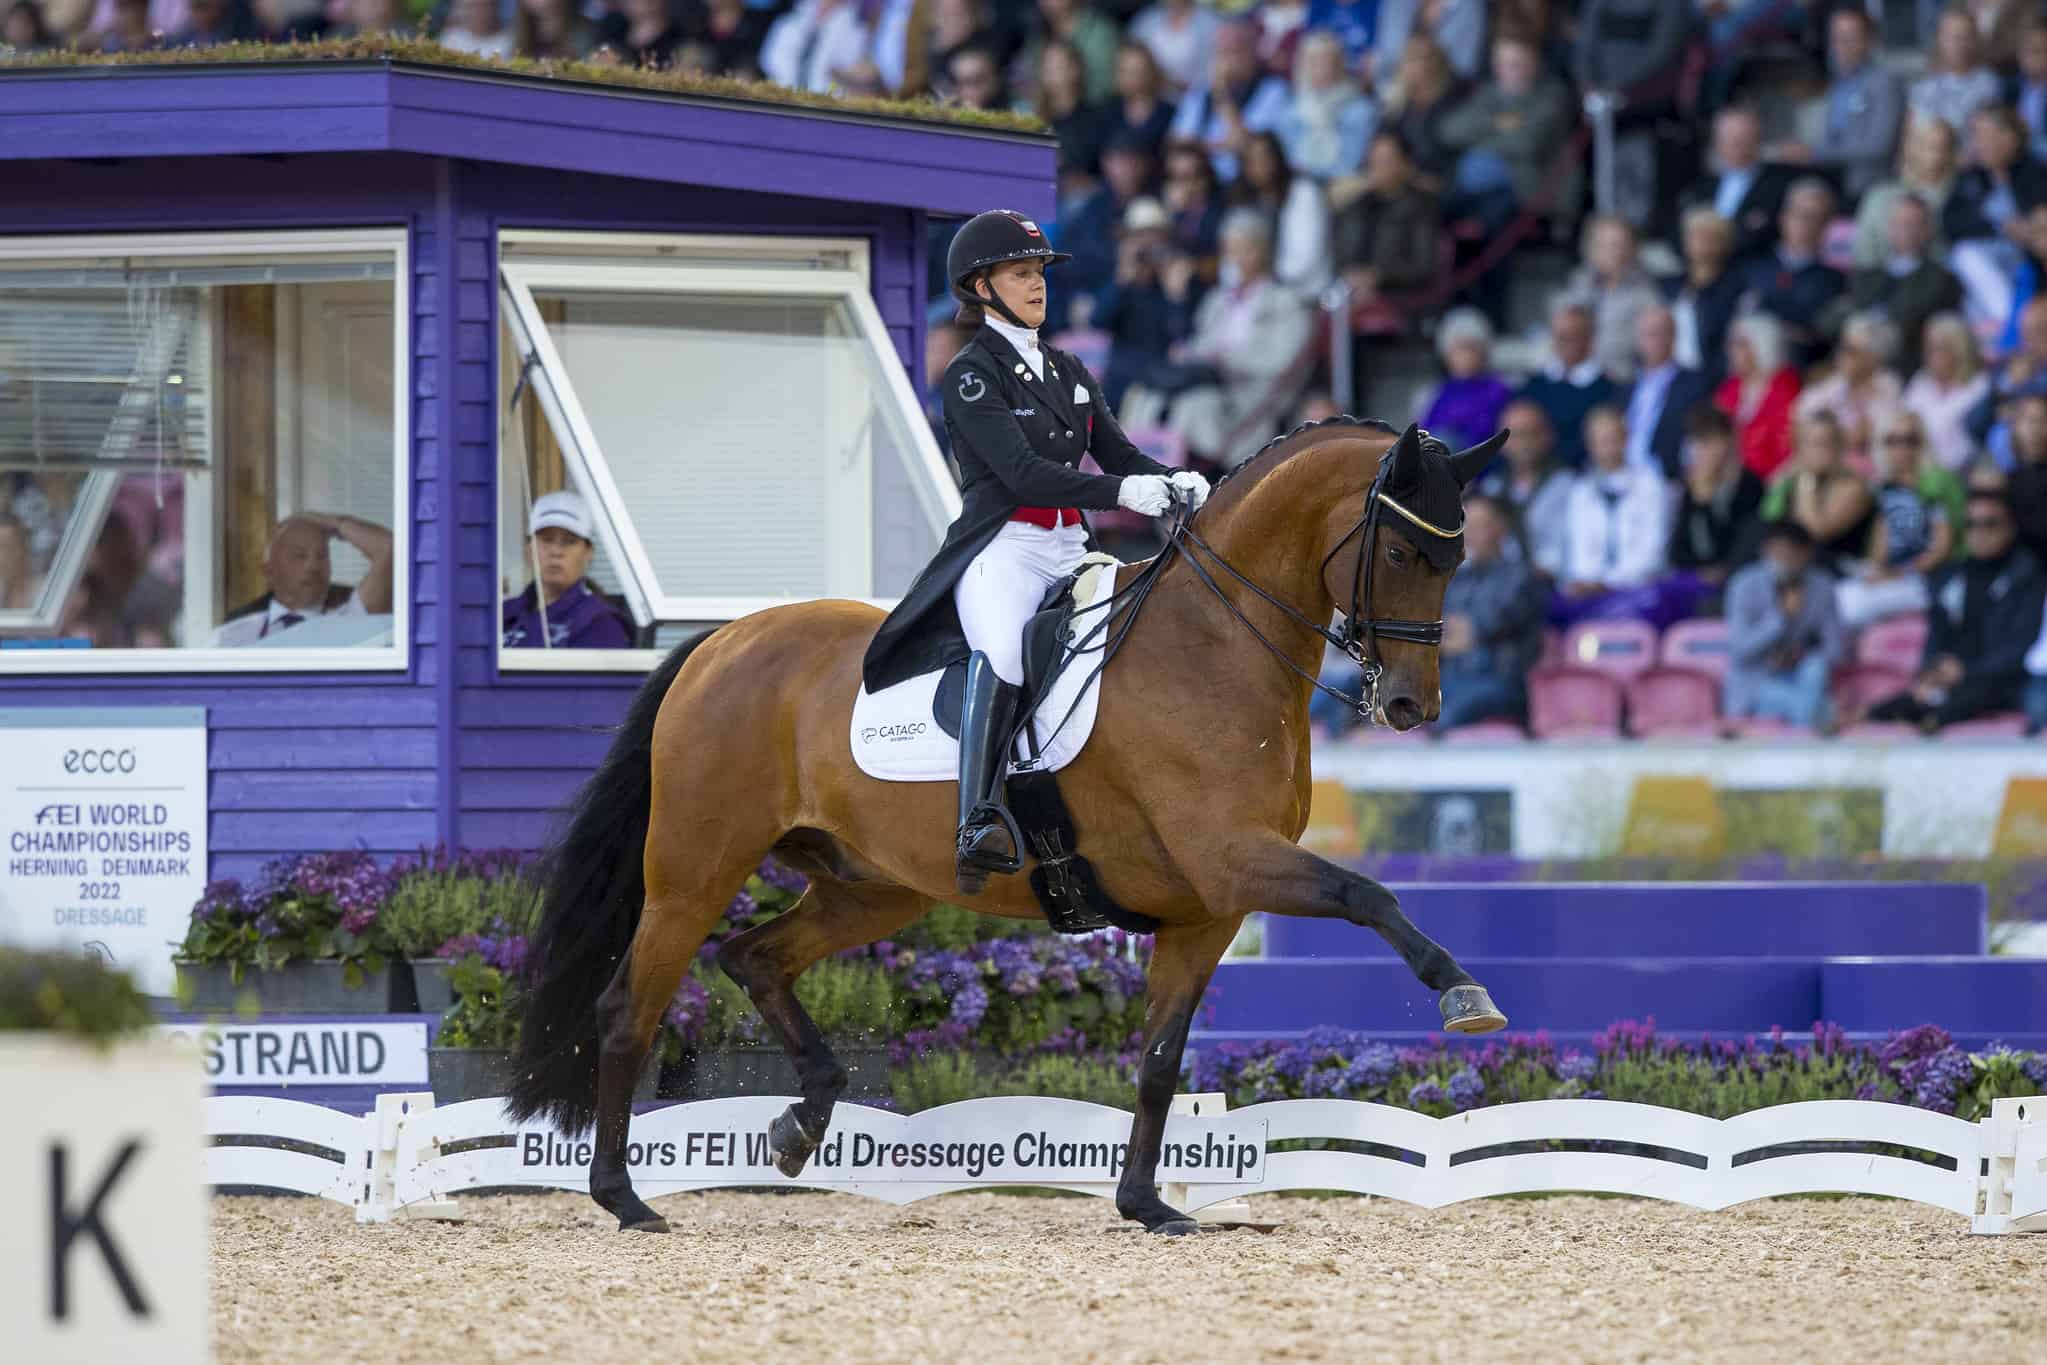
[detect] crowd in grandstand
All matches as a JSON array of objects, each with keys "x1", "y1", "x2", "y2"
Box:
[{"x1": 13, "y1": 0, "x2": 2047, "y2": 739}]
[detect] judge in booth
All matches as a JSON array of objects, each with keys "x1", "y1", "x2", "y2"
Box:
[{"x1": 502, "y1": 490, "x2": 633, "y2": 650}]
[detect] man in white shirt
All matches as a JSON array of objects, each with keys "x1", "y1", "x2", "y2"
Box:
[
  {"x1": 1685, "y1": 105, "x2": 1792, "y2": 260},
  {"x1": 214, "y1": 512, "x2": 394, "y2": 647},
  {"x1": 1555, "y1": 405, "x2": 1672, "y2": 625},
  {"x1": 1622, "y1": 305, "x2": 1713, "y2": 477}
]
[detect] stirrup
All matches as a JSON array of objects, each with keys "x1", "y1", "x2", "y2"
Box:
[{"x1": 957, "y1": 803, "x2": 1024, "y2": 875}]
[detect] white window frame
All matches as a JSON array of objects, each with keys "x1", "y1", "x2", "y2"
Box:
[
  {"x1": 0, "y1": 229, "x2": 411, "y2": 675},
  {"x1": 496, "y1": 230, "x2": 959, "y2": 674}
]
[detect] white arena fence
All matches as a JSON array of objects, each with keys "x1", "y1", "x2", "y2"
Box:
[{"x1": 202, "y1": 1092, "x2": 2047, "y2": 1234}]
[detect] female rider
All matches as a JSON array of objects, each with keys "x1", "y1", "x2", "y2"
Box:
[{"x1": 861, "y1": 210, "x2": 1211, "y2": 892}]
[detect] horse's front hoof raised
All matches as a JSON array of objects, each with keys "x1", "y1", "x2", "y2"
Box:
[
  {"x1": 769, "y1": 1106, "x2": 822, "y2": 1178},
  {"x1": 1440, "y1": 983, "x2": 1507, "y2": 1034}
]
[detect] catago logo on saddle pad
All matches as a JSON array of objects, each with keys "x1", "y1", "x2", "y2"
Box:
[{"x1": 859, "y1": 722, "x2": 928, "y2": 745}]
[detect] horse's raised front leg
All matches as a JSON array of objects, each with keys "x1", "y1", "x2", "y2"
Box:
[
  {"x1": 1226, "y1": 835, "x2": 1506, "y2": 1033},
  {"x1": 1116, "y1": 917, "x2": 1240, "y2": 1235},
  {"x1": 718, "y1": 878, "x2": 929, "y2": 1177}
]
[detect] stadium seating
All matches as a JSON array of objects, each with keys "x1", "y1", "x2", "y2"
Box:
[
  {"x1": 1527, "y1": 667, "x2": 1625, "y2": 738},
  {"x1": 1856, "y1": 616, "x2": 1928, "y2": 673},
  {"x1": 1624, "y1": 667, "x2": 1722, "y2": 738},
  {"x1": 1561, "y1": 620, "x2": 1658, "y2": 681},
  {"x1": 1658, "y1": 619, "x2": 1731, "y2": 681}
]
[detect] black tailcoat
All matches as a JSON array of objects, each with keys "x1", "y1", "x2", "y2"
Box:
[{"x1": 861, "y1": 325, "x2": 1172, "y2": 692}]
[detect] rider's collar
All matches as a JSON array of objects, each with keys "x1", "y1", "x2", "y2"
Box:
[{"x1": 984, "y1": 315, "x2": 1040, "y2": 355}]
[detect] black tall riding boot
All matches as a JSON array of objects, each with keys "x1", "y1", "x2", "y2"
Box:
[{"x1": 956, "y1": 651, "x2": 1023, "y2": 894}]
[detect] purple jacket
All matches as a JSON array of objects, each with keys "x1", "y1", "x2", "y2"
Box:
[
  {"x1": 502, "y1": 580, "x2": 633, "y2": 650},
  {"x1": 1421, "y1": 373, "x2": 1514, "y2": 451}
]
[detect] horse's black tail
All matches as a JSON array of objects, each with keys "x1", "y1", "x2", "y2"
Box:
[{"x1": 505, "y1": 630, "x2": 715, "y2": 1134}]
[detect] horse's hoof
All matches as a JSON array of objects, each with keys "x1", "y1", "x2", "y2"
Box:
[
  {"x1": 1151, "y1": 1218, "x2": 1201, "y2": 1237},
  {"x1": 769, "y1": 1106, "x2": 819, "y2": 1178},
  {"x1": 619, "y1": 1214, "x2": 670, "y2": 1234},
  {"x1": 1440, "y1": 983, "x2": 1507, "y2": 1034}
]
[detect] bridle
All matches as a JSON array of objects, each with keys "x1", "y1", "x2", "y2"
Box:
[{"x1": 1166, "y1": 446, "x2": 1464, "y2": 720}]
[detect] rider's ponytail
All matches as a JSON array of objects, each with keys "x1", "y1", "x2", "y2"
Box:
[{"x1": 953, "y1": 275, "x2": 987, "y2": 328}]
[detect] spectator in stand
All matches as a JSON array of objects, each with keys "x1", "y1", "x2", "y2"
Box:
[
  {"x1": 4, "y1": 0, "x2": 55, "y2": 48},
  {"x1": 1481, "y1": 398, "x2": 1574, "y2": 578},
  {"x1": 1832, "y1": 196, "x2": 1960, "y2": 378},
  {"x1": 944, "y1": 43, "x2": 1007, "y2": 110},
  {"x1": 1435, "y1": 494, "x2": 1549, "y2": 731},
  {"x1": 1379, "y1": 31, "x2": 1466, "y2": 191},
  {"x1": 1669, "y1": 403, "x2": 1767, "y2": 598},
  {"x1": 1329, "y1": 129, "x2": 1441, "y2": 316},
  {"x1": 502, "y1": 492, "x2": 633, "y2": 650},
  {"x1": 1029, "y1": 40, "x2": 1106, "y2": 186},
  {"x1": 94, "y1": 0, "x2": 155, "y2": 51},
  {"x1": 1927, "y1": 0, "x2": 2029, "y2": 73},
  {"x1": 1018, "y1": 0, "x2": 1119, "y2": 105},
  {"x1": 1161, "y1": 136, "x2": 1224, "y2": 266},
  {"x1": 1521, "y1": 300, "x2": 1620, "y2": 470},
  {"x1": 1277, "y1": 30, "x2": 1376, "y2": 183},
  {"x1": 919, "y1": 0, "x2": 993, "y2": 93},
  {"x1": 1437, "y1": 32, "x2": 1581, "y2": 235},
  {"x1": 1419, "y1": 309, "x2": 1513, "y2": 453},
  {"x1": 1373, "y1": 0, "x2": 1485, "y2": 81},
  {"x1": 1302, "y1": 0, "x2": 1381, "y2": 69},
  {"x1": 1564, "y1": 216, "x2": 1663, "y2": 383},
  {"x1": 168, "y1": 0, "x2": 237, "y2": 46},
  {"x1": 1169, "y1": 20, "x2": 1289, "y2": 183},
  {"x1": 1904, "y1": 312, "x2": 1992, "y2": 471},
  {"x1": 1945, "y1": 104, "x2": 2047, "y2": 332},
  {"x1": 1836, "y1": 407, "x2": 1963, "y2": 629},
  {"x1": 1745, "y1": 178, "x2": 1846, "y2": 366},
  {"x1": 1053, "y1": 131, "x2": 1155, "y2": 322},
  {"x1": 1768, "y1": 7, "x2": 1906, "y2": 201},
  {"x1": 214, "y1": 513, "x2": 395, "y2": 647},
  {"x1": 1553, "y1": 406, "x2": 1673, "y2": 626},
  {"x1": 1164, "y1": 209, "x2": 1315, "y2": 468},
  {"x1": 1097, "y1": 198, "x2": 1184, "y2": 409},
  {"x1": 603, "y1": 0, "x2": 683, "y2": 68},
  {"x1": 1797, "y1": 311, "x2": 1904, "y2": 463},
  {"x1": 1623, "y1": 304, "x2": 1713, "y2": 478},
  {"x1": 1099, "y1": 42, "x2": 1175, "y2": 160},
  {"x1": 1723, "y1": 520, "x2": 1845, "y2": 733},
  {"x1": 516, "y1": 0, "x2": 597, "y2": 60},
  {"x1": 1851, "y1": 117, "x2": 1960, "y2": 271},
  {"x1": 1717, "y1": 311, "x2": 1803, "y2": 479},
  {"x1": 1762, "y1": 410, "x2": 1875, "y2": 570},
  {"x1": 2013, "y1": 19, "x2": 2047, "y2": 162},
  {"x1": 1863, "y1": 491, "x2": 2046, "y2": 730},
  {"x1": 1572, "y1": 0, "x2": 1692, "y2": 116},
  {"x1": 337, "y1": 0, "x2": 412, "y2": 38},
  {"x1": 1912, "y1": 6, "x2": 2005, "y2": 135},
  {"x1": 1967, "y1": 296, "x2": 2047, "y2": 461},
  {"x1": 1127, "y1": 0, "x2": 1217, "y2": 97},
  {"x1": 1670, "y1": 208, "x2": 1747, "y2": 386},
  {"x1": 439, "y1": 0, "x2": 515, "y2": 57},
  {"x1": 1685, "y1": 106, "x2": 1795, "y2": 264},
  {"x1": 2004, "y1": 391, "x2": 2047, "y2": 558},
  {"x1": 1232, "y1": 131, "x2": 1332, "y2": 293},
  {"x1": 680, "y1": 0, "x2": 766, "y2": 76}
]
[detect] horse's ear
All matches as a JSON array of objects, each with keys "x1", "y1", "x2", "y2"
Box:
[
  {"x1": 1386, "y1": 423, "x2": 1424, "y2": 490},
  {"x1": 1449, "y1": 429, "x2": 1510, "y2": 489}
]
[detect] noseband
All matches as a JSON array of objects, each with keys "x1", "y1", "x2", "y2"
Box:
[{"x1": 1169, "y1": 448, "x2": 1464, "y2": 720}]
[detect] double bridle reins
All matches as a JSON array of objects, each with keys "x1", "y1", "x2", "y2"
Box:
[{"x1": 1165, "y1": 452, "x2": 1464, "y2": 720}]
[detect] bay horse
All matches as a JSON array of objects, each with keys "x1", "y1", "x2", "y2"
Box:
[{"x1": 507, "y1": 420, "x2": 1510, "y2": 1236}]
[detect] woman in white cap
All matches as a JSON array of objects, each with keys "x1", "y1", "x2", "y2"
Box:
[{"x1": 502, "y1": 489, "x2": 633, "y2": 649}]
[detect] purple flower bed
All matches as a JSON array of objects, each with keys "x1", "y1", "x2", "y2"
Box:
[
  {"x1": 179, "y1": 850, "x2": 398, "y2": 980},
  {"x1": 1191, "y1": 1019, "x2": 2047, "y2": 1122}
]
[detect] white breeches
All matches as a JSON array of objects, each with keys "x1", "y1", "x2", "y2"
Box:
[{"x1": 953, "y1": 520, "x2": 1090, "y2": 684}]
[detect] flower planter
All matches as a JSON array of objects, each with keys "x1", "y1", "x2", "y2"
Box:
[
  {"x1": 427, "y1": 1047, "x2": 659, "y2": 1106},
  {"x1": 176, "y1": 959, "x2": 401, "y2": 1013},
  {"x1": 403, "y1": 959, "x2": 456, "y2": 1016},
  {"x1": 683, "y1": 1043, "x2": 895, "y2": 1102}
]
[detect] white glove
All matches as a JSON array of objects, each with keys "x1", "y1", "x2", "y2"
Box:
[
  {"x1": 1168, "y1": 470, "x2": 1211, "y2": 511},
  {"x1": 1116, "y1": 474, "x2": 1174, "y2": 517}
]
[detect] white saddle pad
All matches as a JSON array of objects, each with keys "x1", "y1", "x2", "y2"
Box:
[{"x1": 852, "y1": 555, "x2": 1121, "y2": 783}]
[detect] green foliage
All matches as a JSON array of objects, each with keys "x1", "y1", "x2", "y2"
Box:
[
  {"x1": 0, "y1": 37, "x2": 1045, "y2": 134},
  {"x1": 0, "y1": 949, "x2": 155, "y2": 1045},
  {"x1": 889, "y1": 1051, "x2": 1134, "y2": 1112},
  {"x1": 434, "y1": 954, "x2": 522, "y2": 1050},
  {"x1": 381, "y1": 858, "x2": 540, "y2": 957},
  {"x1": 793, "y1": 959, "x2": 898, "y2": 1042}
]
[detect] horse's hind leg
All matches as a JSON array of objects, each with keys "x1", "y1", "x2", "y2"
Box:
[{"x1": 718, "y1": 878, "x2": 929, "y2": 1177}]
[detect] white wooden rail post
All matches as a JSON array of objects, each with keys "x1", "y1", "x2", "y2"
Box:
[
  {"x1": 1161, "y1": 1092, "x2": 1255, "y2": 1224},
  {"x1": 1975, "y1": 1096, "x2": 2047, "y2": 1234}
]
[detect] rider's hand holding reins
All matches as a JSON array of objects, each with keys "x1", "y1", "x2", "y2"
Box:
[
  {"x1": 1168, "y1": 470, "x2": 1210, "y2": 511},
  {"x1": 1117, "y1": 474, "x2": 1174, "y2": 517}
]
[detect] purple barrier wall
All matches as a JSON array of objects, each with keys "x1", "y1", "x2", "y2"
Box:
[{"x1": 1260, "y1": 882, "x2": 1988, "y2": 959}]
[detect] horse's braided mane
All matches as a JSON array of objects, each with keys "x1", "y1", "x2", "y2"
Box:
[{"x1": 1211, "y1": 414, "x2": 1397, "y2": 499}]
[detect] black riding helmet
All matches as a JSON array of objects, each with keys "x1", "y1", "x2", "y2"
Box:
[{"x1": 947, "y1": 210, "x2": 1071, "y2": 326}]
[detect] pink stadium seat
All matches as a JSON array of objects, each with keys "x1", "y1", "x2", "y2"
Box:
[
  {"x1": 1856, "y1": 615, "x2": 1928, "y2": 672},
  {"x1": 1658, "y1": 619, "x2": 1731, "y2": 681},
  {"x1": 1527, "y1": 667, "x2": 1625, "y2": 738},
  {"x1": 1439, "y1": 721, "x2": 1527, "y2": 743},
  {"x1": 1538, "y1": 628, "x2": 1565, "y2": 669},
  {"x1": 1943, "y1": 712, "x2": 2029, "y2": 738},
  {"x1": 1625, "y1": 667, "x2": 1722, "y2": 738},
  {"x1": 1049, "y1": 328, "x2": 1111, "y2": 376},
  {"x1": 1561, "y1": 620, "x2": 1658, "y2": 681},
  {"x1": 1832, "y1": 663, "x2": 1911, "y2": 710},
  {"x1": 1726, "y1": 717, "x2": 1799, "y2": 739},
  {"x1": 1838, "y1": 721, "x2": 1922, "y2": 741}
]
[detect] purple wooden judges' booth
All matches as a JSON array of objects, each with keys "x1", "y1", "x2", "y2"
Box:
[{"x1": 0, "y1": 60, "x2": 1053, "y2": 988}]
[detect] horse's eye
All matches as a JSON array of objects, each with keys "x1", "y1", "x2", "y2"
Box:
[{"x1": 1386, "y1": 544, "x2": 1408, "y2": 567}]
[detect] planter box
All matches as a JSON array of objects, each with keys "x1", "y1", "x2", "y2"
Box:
[
  {"x1": 403, "y1": 959, "x2": 456, "y2": 1016},
  {"x1": 176, "y1": 959, "x2": 401, "y2": 1013},
  {"x1": 683, "y1": 1043, "x2": 894, "y2": 1103},
  {"x1": 427, "y1": 1047, "x2": 657, "y2": 1106}
]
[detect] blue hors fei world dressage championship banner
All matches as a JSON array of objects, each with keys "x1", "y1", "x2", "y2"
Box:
[{"x1": 0, "y1": 707, "x2": 207, "y2": 995}]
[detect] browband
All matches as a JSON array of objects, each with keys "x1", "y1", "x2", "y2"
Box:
[{"x1": 1376, "y1": 491, "x2": 1464, "y2": 541}]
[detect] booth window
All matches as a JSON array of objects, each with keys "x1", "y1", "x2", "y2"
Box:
[
  {"x1": 496, "y1": 232, "x2": 959, "y2": 669},
  {"x1": 0, "y1": 232, "x2": 408, "y2": 672}
]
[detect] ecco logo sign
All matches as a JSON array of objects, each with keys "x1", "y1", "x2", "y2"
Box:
[{"x1": 63, "y1": 748, "x2": 138, "y2": 775}]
